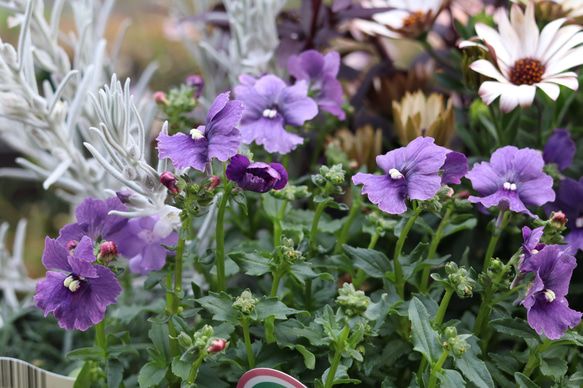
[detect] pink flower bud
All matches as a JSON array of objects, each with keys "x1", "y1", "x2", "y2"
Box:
[
  {"x1": 98, "y1": 241, "x2": 118, "y2": 264},
  {"x1": 154, "y1": 91, "x2": 169, "y2": 105},
  {"x1": 205, "y1": 175, "x2": 221, "y2": 191},
  {"x1": 207, "y1": 339, "x2": 227, "y2": 353},
  {"x1": 550, "y1": 211, "x2": 567, "y2": 229},
  {"x1": 456, "y1": 190, "x2": 470, "y2": 199},
  {"x1": 160, "y1": 171, "x2": 181, "y2": 194}
]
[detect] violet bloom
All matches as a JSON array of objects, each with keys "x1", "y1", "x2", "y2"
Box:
[
  {"x1": 545, "y1": 177, "x2": 583, "y2": 252},
  {"x1": 234, "y1": 74, "x2": 318, "y2": 154},
  {"x1": 352, "y1": 137, "x2": 468, "y2": 214},
  {"x1": 34, "y1": 236, "x2": 121, "y2": 331},
  {"x1": 466, "y1": 146, "x2": 555, "y2": 217},
  {"x1": 157, "y1": 92, "x2": 244, "y2": 171},
  {"x1": 288, "y1": 50, "x2": 345, "y2": 120},
  {"x1": 57, "y1": 197, "x2": 128, "y2": 247},
  {"x1": 111, "y1": 215, "x2": 179, "y2": 276},
  {"x1": 542, "y1": 129, "x2": 576, "y2": 171},
  {"x1": 522, "y1": 226, "x2": 545, "y2": 261},
  {"x1": 520, "y1": 245, "x2": 582, "y2": 340},
  {"x1": 226, "y1": 154, "x2": 288, "y2": 193}
]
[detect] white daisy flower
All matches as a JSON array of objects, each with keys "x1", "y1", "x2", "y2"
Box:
[
  {"x1": 464, "y1": 2, "x2": 583, "y2": 113},
  {"x1": 514, "y1": 0, "x2": 583, "y2": 20},
  {"x1": 371, "y1": 0, "x2": 449, "y2": 38}
]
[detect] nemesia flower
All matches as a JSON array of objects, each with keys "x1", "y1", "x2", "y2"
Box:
[
  {"x1": 352, "y1": 136, "x2": 468, "y2": 214},
  {"x1": 57, "y1": 197, "x2": 128, "y2": 248},
  {"x1": 34, "y1": 236, "x2": 122, "y2": 331},
  {"x1": 462, "y1": 2, "x2": 583, "y2": 113},
  {"x1": 545, "y1": 177, "x2": 583, "y2": 252},
  {"x1": 520, "y1": 245, "x2": 582, "y2": 339},
  {"x1": 226, "y1": 154, "x2": 288, "y2": 193},
  {"x1": 466, "y1": 146, "x2": 555, "y2": 217},
  {"x1": 157, "y1": 92, "x2": 244, "y2": 171},
  {"x1": 234, "y1": 74, "x2": 318, "y2": 154},
  {"x1": 111, "y1": 215, "x2": 179, "y2": 276},
  {"x1": 542, "y1": 129, "x2": 576, "y2": 171},
  {"x1": 287, "y1": 50, "x2": 346, "y2": 120},
  {"x1": 522, "y1": 226, "x2": 546, "y2": 261},
  {"x1": 371, "y1": 0, "x2": 450, "y2": 38},
  {"x1": 392, "y1": 90, "x2": 455, "y2": 147}
]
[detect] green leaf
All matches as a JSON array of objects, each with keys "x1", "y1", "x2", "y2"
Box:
[
  {"x1": 455, "y1": 350, "x2": 494, "y2": 388},
  {"x1": 149, "y1": 323, "x2": 170, "y2": 360},
  {"x1": 408, "y1": 297, "x2": 442, "y2": 364},
  {"x1": 343, "y1": 245, "x2": 392, "y2": 278},
  {"x1": 490, "y1": 318, "x2": 541, "y2": 341},
  {"x1": 540, "y1": 357, "x2": 568, "y2": 380},
  {"x1": 66, "y1": 346, "x2": 104, "y2": 361},
  {"x1": 265, "y1": 315, "x2": 276, "y2": 343},
  {"x1": 255, "y1": 297, "x2": 301, "y2": 322},
  {"x1": 294, "y1": 344, "x2": 316, "y2": 370},
  {"x1": 262, "y1": 194, "x2": 279, "y2": 220},
  {"x1": 106, "y1": 358, "x2": 124, "y2": 388},
  {"x1": 231, "y1": 191, "x2": 248, "y2": 215},
  {"x1": 488, "y1": 353, "x2": 519, "y2": 376},
  {"x1": 438, "y1": 369, "x2": 466, "y2": 387},
  {"x1": 441, "y1": 216, "x2": 477, "y2": 238},
  {"x1": 171, "y1": 357, "x2": 192, "y2": 381},
  {"x1": 514, "y1": 372, "x2": 538, "y2": 388},
  {"x1": 138, "y1": 362, "x2": 168, "y2": 388},
  {"x1": 197, "y1": 292, "x2": 240, "y2": 325},
  {"x1": 73, "y1": 361, "x2": 93, "y2": 388},
  {"x1": 229, "y1": 251, "x2": 271, "y2": 276}
]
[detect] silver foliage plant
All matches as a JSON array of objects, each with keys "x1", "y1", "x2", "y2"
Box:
[{"x1": 0, "y1": 0, "x2": 163, "y2": 214}]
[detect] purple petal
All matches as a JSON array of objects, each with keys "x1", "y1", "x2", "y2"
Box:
[
  {"x1": 72, "y1": 236, "x2": 97, "y2": 263},
  {"x1": 53, "y1": 285, "x2": 106, "y2": 331},
  {"x1": 277, "y1": 80, "x2": 318, "y2": 126},
  {"x1": 564, "y1": 228, "x2": 583, "y2": 253},
  {"x1": 206, "y1": 92, "x2": 230, "y2": 122},
  {"x1": 469, "y1": 188, "x2": 534, "y2": 217},
  {"x1": 511, "y1": 148, "x2": 546, "y2": 182},
  {"x1": 157, "y1": 132, "x2": 209, "y2": 171},
  {"x1": 72, "y1": 197, "x2": 127, "y2": 242},
  {"x1": 42, "y1": 237, "x2": 73, "y2": 272},
  {"x1": 322, "y1": 51, "x2": 340, "y2": 78},
  {"x1": 239, "y1": 117, "x2": 304, "y2": 154},
  {"x1": 517, "y1": 174, "x2": 555, "y2": 207},
  {"x1": 254, "y1": 75, "x2": 287, "y2": 101},
  {"x1": 34, "y1": 271, "x2": 69, "y2": 316},
  {"x1": 269, "y1": 163, "x2": 289, "y2": 190},
  {"x1": 406, "y1": 173, "x2": 442, "y2": 201},
  {"x1": 129, "y1": 244, "x2": 169, "y2": 275},
  {"x1": 440, "y1": 151, "x2": 468, "y2": 185},
  {"x1": 524, "y1": 296, "x2": 582, "y2": 340},
  {"x1": 288, "y1": 50, "x2": 326, "y2": 83},
  {"x1": 226, "y1": 154, "x2": 251, "y2": 183},
  {"x1": 314, "y1": 75, "x2": 345, "y2": 120},
  {"x1": 90, "y1": 266, "x2": 122, "y2": 306},
  {"x1": 206, "y1": 97, "x2": 244, "y2": 138},
  {"x1": 543, "y1": 129, "x2": 575, "y2": 171},
  {"x1": 466, "y1": 161, "x2": 502, "y2": 197},
  {"x1": 522, "y1": 225, "x2": 545, "y2": 255},
  {"x1": 398, "y1": 137, "x2": 446, "y2": 176},
  {"x1": 353, "y1": 173, "x2": 408, "y2": 214},
  {"x1": 490, "y1": 146, "x2": 519, "y2": 174},
  {"x1": 57, "y1": 222, "x2": 89, "y2": 246}
]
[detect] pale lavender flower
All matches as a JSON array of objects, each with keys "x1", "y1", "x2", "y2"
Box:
[
  {"x1": 34, "y1": 236, "x2": 121, "y2": 331},
  {"x1": 111, "y1": 215, "x2": 179, "y2": 276},
  {"x1": 520, "y1": 245, "x2": 582, "y2": 340},
  {"x1": 545, "y1": 177, "x2": 583, "y2": 252},
  {"x1": 352, "y1": 137, "x2": 468, "y2": 214},
  {"x1": 226, "y1": 154, "x2": 288, "y2": 193},
  {"x1": 234, "y1": 74, "x2": 318, "y2": 154},
  {"x1": 57, "y1": 197, "x2": 128, "y2": 247},
  {"x1": 466, "y1": 146, "x2": 555, "y2": 217},
  {"x1": 288, "y1": 50, "x2": 346, "y2": 120},
  {"x1": 157, "y1": 92, "x2": 244, "y2": 171},
  {"x1": 543, "y1": 129, "x2": 576, "y2": 171}
]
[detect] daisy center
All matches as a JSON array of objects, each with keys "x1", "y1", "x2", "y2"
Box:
[
  {"x1": 503, "y1": 181, "x2": 517, "y2": 191},
  {"x1": 388, "y1": 168, "x2": 404, "y2": 180},
  {"x1": 542, "y1": 289, "x2": 556, "y2": 303},
  {"x1": 262, "y1": 108, "x2": 278, "y2": 119},
  {"x1": 63, "y1": 275, "x2": 85, "y2": 292},
  {"x1": 402, "y1": 11, "x2": 424, "y2": 27},
  {"x1": 190, "y1": 128, "x2": 205, "y2": 140},
  {"x1": 509, "y1": 58, "x2": 545, "y2": 85},
  {"x1": 576, "y1": 216, "x2": 583, "y2": 229}
]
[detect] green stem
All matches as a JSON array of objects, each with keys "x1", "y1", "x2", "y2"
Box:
[
  {"x1": 273, "y1": 199, "x2": 288, "y2": 247},
  {"x1": 472, "y1": 288, "x2": 493, "y2": 355},
  {"x1": 420, "y1": 208, "x2": 453, "y2": 293},
  {"x1": 394, "y1": 209, "x2": 421, "y2": 299},
  {"x1": 270, "y1": 268, "x2": 284, "y2": 298},
  {"x1": 187, "y1": 352, "x2": 206, "y2": 385},
  {"x1": 171, "y1": 236, "x2": 185, "y2": 315},
  {"x1": 309, "y1": 198, "x2": 332, "y2": 253},
  {"x1": 334, "y1": 195, "x2": 362, "y2": 254},
  {"x1": 428, "y1": 348, "x2": 451, "y2": 388},
  {"x1": 483, "y1": 211, "x2": 510, "y2": 271},
  {"x1": 523, "y1": 339, "x2": 552, "y2": 378},
  {"x1": 241, "y1": 317, "x2": 255, "y2": 369},
  {"x1": 434, "y1": 288, "x2": 454, "y2": 327},
  {"x1": 368, "y1": 232, "x2": 380, "y2": 250},
  {"x1": 95, "y1": 320, "x2": 107, "y2": 356},
  {"x1": 324, "y1": 325, "x2": 350, "y2": 388},
  {"x1": 166, "y1": 273, "x2": 180, "y2": 358},
  {"x1": 488, "y1": 103, "x2": 505, "y2": 147},
  {"x1": 215, "y1": 188, "x2": 231, "y2": 293}
]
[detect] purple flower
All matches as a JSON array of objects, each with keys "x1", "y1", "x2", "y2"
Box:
[
  {"x1": 520, "y1": 245, "x2": 582, "y2": 340},
  {"x1": 34, "y1": 236, "x2": 121, "y2": 331},
  {"x1": 157, "y1": 92, "x2": 244, "y2": 171},
  {"x1": 545, "y1": 177, "x2": 583, "y2": 252},
  {"x1": 522, "y1": 226, "x2": 545, "y2": 262},
  {"x1": 542, "y1": 129, "x2": 576, "y2": 171},
  {"x1": 57, "y1": 197, "x2": 128, "y2": 247},
  {"x1": 234, "y1": 74, "x2": 318, "y2": 154},
  {"x1": 288, "y1": 50, "x2": 345, "y2": 120},
  {"x1": 466, "y1": 146, "x2": 555, "y2": 217},
  {"x1": 110, "y1": 215, "x2": 179, "y2": 275},
  {"x1": 352, "y1": 137, "x2": 468, "y2": 214},
  {"x1": 226, "y1": 154, "x2": 288, "y2": 193}
]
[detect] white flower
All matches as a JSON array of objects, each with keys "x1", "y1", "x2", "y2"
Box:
[
  {"x1": 464, "y1": 2, "x2": 583, "y2": 113},
  {"x1": 371, "y1": 0, "x2": 449, "y2": 38}
]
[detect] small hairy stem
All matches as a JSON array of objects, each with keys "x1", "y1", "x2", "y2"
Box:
[
  {"x1": 368, "y1": 232, "x2": 380, "y2": 250},
  {"x1": 483, "y1": 211, "x2": 510, "y2": 271},
  {"x1": 394, "y1": 210, "x2": 421, "y2": 299},
  {"x1": 187, "y1": 352, "x2": 206, "y2": 385},
  {"x1": 309, "y1": 198, "x2": 332, "y2": 253},
  {"x1": 215, "y1": 188, "x2": 231, "y2": 293},
  {"x1": 434, "y1": 288, "x2": 454, "y2": 327},
  {"x1": 334, "y1": 195, "x2": 362, "y2": 254},
  {"x1": 270, "y1": 268, "x2": 284, "y2": 298},
  {"x1": 95, "y1": 320, "x2": 107, "y2": 356},
  {"x1": 428, "y1": 348, "x2": 450, "y2": 388},
  {"x1": 273, "y1": 199, "x2": 288, "y2": 247},
  {"x1": 420, "y1": 208, "x2": 453, "y2": 293},
  {"x1": 523, "y1": 339, "x2": 552, "y2": 378},
  {"x1": 241, "y1": 317, "x2": 256, "y2": 369},
  {"x1": 324, "y1": 325, "x2": 350, "y2": 388}
]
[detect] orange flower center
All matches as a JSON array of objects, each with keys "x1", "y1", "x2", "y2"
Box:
[
  {"x1": 402, "y1": 11, "x2": 424, "y2": 27},
  {"x1": 509, "y1": 58, "x2": 545, "y2": 85}
]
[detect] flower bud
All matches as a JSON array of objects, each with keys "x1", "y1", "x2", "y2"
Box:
[
  {"x1": 177, "y1": 332, "x2": 193, "y2": 348},
  {"x1": 550, "y1": 211, "x2": 567, "y2": 230},
  {"x1": 444, "y1": 326, "x2": 457, "y2": 339},
  {"x1": 160, "y1": 171, "x2": 181, "y2": 194},
  {"x1": 154, "y1": 91, "x2": 169, "y2": 105},
  {"x1": 98, "y1": 241, "x2": 118, "y2": 264},
  {"x1": 205, "y1": 175, "x2": 221, "y2": 191},
  {"x1": 207, "y1": 339, "x2": 227, "y2": 354},
  {"x1": 233, "y1": 290, "x2": 259, "y2": 315},
  {"x1": 445, "y1": 262, "x2": 458, "y2": 275},
  {"x1": 185, "y1": 75, "x2": 204, "y2": 99},
  {"x1": 336, "y1": 282, "x2": 370, "y2": 317}
]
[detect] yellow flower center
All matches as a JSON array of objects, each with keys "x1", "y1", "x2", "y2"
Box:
[
  {"x1": 402, "y1": 11, "x2": 424, "y2": 27},
  {"x1": 509, "y1": 58, "x2": 545, "y2": 85}
]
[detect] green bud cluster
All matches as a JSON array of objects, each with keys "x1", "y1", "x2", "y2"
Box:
[
  {"x1": 366, "y1": 212, "x2": 397, "y2": 235},
  {"x1": 320, "y1": 164, "x2": 346, "y2": 185},
  {"x1": 445, "y1": 262, "x2": 475, "y2": 298},
  {"x1": 232, "y1": 290, "x2": 259, "y2": 315},
  {"x1": 442, "y1": 326, "x2": 469, "y2": 357},
  {"x1": 271, "y1": 184, "x2": 310, "y2": 201},
  {"x1": 336, "y1": 283, "x2": 370, "y2": 317},
  {"x1": 280, "y1": 238, "x2": 303, "y2": 263},
  {"x1": 192, "y1": 325, "x2": 215, "y2": 349}
]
